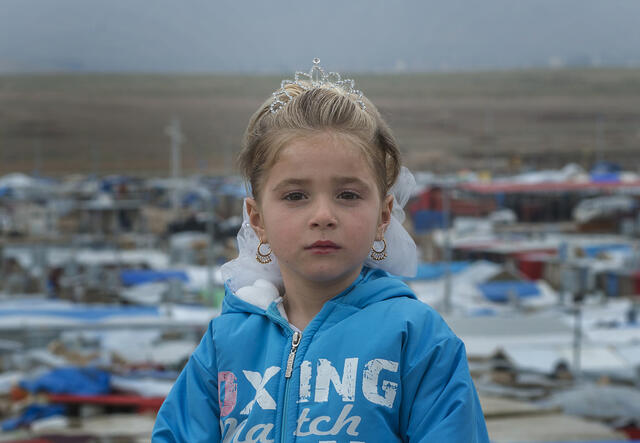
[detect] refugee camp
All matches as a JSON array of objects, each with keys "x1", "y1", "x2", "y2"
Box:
[{"x1": 1, "y1": 1, "x2": 640, "y2": 442}]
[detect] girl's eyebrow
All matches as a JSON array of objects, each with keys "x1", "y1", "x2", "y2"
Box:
[
  {"x1": 333, "y1": 177, "x2": 370, "y2": 188},
  {"x1": 271, "y1": 176, "x2": 371, "y2": 192},
  {"x1": 271, "y1": 178, "x2": 310, "y2": 192}
]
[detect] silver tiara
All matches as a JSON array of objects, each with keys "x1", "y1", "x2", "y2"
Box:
[{"x1": 270, "y1": 58, "x2": 366, "y2": 114}]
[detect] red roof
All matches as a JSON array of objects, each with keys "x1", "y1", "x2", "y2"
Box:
[
  {"x1": 460, "y1": 180, "x2": 640, "y2": 194},
  {"x1": 47, "y1": 393, "x2": 165, "y2": 412}
]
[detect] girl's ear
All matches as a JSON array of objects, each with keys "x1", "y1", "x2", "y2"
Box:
[
  {"x1": 245, "y1": 198, "x2": 267, "y2": 241},
  {"x1": 376, "y1": 194, "x2": 394, "y2": 240}
]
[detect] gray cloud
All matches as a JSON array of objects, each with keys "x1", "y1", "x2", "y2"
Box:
[{"x1": 1, "y1": 0, "x2": 639, "y2": 72}]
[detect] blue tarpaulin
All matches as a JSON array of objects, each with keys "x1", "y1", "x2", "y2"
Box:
[
  {"x1": 590, "y1": 161, "x2": 621, "y2": 174},
  {"x1": 100, "y1": 175, "x2": 133, "y2": 193},
  {"x1": 0, "y1": 305, "x2": 159, "y2": 320},
  {"x1": 477, "y1": 281, "x2": 541, "y2": 303},
  {"x1": 590, "y1": 172, "x2": 621, "y2": 183},
  {"x1": 403, "y1": 262, "x2": 471, "y2": 281},
  {"x1": 182, "y1": 191, "x2": 216, "y2": 207},
  {"x1": 20, "y1": 367, "x2": 111, "y2": 395},
  {"x1": 120, "y1": 269, "x2": 189, "y2": 286},
  {"x1": 605, "y1": 272, "x2": 620, "y2": 298},
  {"x1": 590, "y1": 161, "x2": 622, "y2": 183},
  {"x1": 1, "y1": 404, "x2": 67, "y2": 431},
  {"x1": 582, "y1": 244, "x2": 632, "y2": 258},
  {"x1": 218, "y1": 182, "x2": 248, "y2": 198},
  {"x1": 412, "y1": 210, "x2": 446, "y2": 233}
]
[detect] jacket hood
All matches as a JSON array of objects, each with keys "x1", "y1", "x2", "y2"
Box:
[{"x1": 222, "y1": 267, "x2": 415, "y2": 316}]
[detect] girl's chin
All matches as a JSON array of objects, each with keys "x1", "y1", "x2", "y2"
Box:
[{"x1": 298, "y1": 265, "x2": 363, "y2": 285}]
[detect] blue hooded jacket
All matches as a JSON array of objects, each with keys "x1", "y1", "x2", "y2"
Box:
[{"x1": 153, "y1": 267, "x2": 489, "y2": 442}]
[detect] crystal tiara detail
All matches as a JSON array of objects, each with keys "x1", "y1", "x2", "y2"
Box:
[{"x1": 269, "y1": 58, "x2": 366, "y2": 114}]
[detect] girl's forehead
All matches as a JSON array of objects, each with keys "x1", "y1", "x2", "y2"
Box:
[
  {"x1": 265, "y1": 133, "x2": 378, "y2": 185},
  {"x1": 279, "y1": 133, "x2": 365, "y2": 162},
  {"x1": 278, "y1": 136, "x2": 370, "y2": 172}
]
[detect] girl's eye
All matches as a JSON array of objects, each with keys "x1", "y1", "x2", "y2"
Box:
[
  {"x1": 283, "y1": 192, "x2": 307, "y2": 201},
  {"x1": 338, "y1": 191, "x2": 361, "y2": 200}
]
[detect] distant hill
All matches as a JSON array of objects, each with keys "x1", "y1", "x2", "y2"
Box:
[{"x1": 1, "y1": 68, "x2": 639, "y2": 176}]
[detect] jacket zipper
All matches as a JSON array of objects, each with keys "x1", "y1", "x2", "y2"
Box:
[
  {"x1": 281, "y1": 331, "x2": 301, "y2": 442},
  {"x1": 285, "y1": 331, "x2": 302, "y2": 378}
]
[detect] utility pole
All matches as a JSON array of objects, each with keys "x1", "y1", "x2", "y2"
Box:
[
  {"x1": 442, "y1": 184, "x2": 452, "y2": 314},
  {"x1": 165, "y1": 118, "x2": 184, "y2": 216},
  {"x1": 484, "y1": 109, "x2": 494, "y2": 171},
  {"x1": 33, "y1": 140, "x2": 42, "y2": 176},
  {"x1": 595, "y1": 114, "x2": 604, "y2": 164},
  {"x1": 90, "y1": 143, "x2": 99, "y2": 177},
  {"x1": 206, "y1": 190, "x2": 215, "y2": 304}
]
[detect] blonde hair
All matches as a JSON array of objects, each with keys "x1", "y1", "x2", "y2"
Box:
[{"x1": 238, "y1": 83, "x2": 401, "y2": 200}]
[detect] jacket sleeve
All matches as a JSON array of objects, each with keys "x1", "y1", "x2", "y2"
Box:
[
  {"x1": 152, "y1": 320, "x2": 221, "y2": 442},
  {"x1": 400, "y1": 321, "x2": 489, "y2": 442}
]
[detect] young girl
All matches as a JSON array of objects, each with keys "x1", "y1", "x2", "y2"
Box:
[{"x1": 153, "y1": 59, "x2": 489, "y2": 442}]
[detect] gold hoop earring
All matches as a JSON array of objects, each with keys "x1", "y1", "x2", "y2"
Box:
[
  {"x1": 256, "y1": 241, "x2": 272, "y2": 264},
  {"x1": 370, "y1": 239, "x2": 387, "y2": 261}
]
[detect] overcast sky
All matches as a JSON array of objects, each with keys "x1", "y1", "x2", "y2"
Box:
[{"x1": 2, "y1": 0, "x2": 639, "y2": 73}]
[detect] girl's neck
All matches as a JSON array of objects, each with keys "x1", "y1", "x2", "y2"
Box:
[{"x1": 281, "y1": 268, "x2": 362, "y2": 331}]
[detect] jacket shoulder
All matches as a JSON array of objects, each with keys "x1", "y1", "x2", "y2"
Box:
[{"x1": 378, "y1": 296, "x2": 460, "y2": 344}]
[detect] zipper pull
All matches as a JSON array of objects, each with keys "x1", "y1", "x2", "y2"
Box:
[{"x1": 285, "y1": 331, "x2": 302, "y2": 378}]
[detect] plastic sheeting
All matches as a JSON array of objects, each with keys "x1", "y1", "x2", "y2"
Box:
[
  {"x1": 545, "y1": 384, "x2": 640, "y2": 428},
  {"x1": 120, "y1": 269, "x2": 189, "y2": 286},
  {"x1": 477, "y1": 281, "x2": 541, "y2": 303},
  {"x1": 581, "y1": 243, "x2": 633, "y2": 258},
  {"x1": 0, "y1": 305, "x2": 159, "y2": 322},
  {"x1": 403, "y1": 261, "x2": 471, "y2": 281},
  {"x1": 20, "y1": 367, "x2": 110, "y2": 396},
  {"x1": 1, "y1": 404, "x2": 67, "y2": 431}
]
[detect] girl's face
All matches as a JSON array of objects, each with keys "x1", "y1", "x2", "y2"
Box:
[{"x1": 247, "y1": 131, "x2": 392, "y2": 290}]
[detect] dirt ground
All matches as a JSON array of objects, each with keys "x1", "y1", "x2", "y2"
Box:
[{"x1": 0, "y1": 68, "x2": 639, "y2": 176}]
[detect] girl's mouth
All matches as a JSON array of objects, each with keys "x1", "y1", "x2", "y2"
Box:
[{"x1": 306, "y1": 241, "x2": 341, "y2": 254}]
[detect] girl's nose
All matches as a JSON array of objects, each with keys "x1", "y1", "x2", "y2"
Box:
[{"x1": 309, "y1": 198, "x2": 337, "y2": 229}]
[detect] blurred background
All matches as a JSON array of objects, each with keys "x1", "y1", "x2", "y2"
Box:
[{"x1": 1, "y1": 1, "x2": 640, "y2": 441}]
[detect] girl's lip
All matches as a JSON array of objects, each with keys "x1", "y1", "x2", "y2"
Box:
[{"x1": 306, "y1": 240, "x2": 340, "y2": 249}]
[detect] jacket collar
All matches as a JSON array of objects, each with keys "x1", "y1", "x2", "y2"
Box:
[{"x1": 222, "y1": 267, "x2": 415, "y2": 316}]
